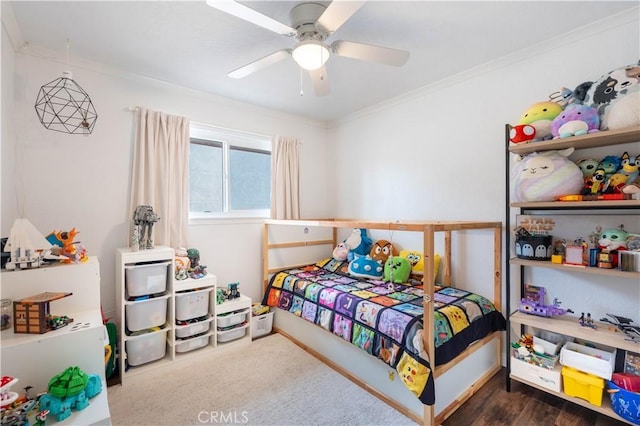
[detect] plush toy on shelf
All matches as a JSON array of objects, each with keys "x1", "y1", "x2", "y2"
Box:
[
  {"x1": 573, "y1": 61, "x2": 640, "y2": 130},
  {"x1": 511, "y1": 147, "x2": 584, "y2": 202},
  {"x1": 517, "y1": 101, "x2": 563, "y2": 141},
  {"x1": 550, "y1": 104, "x2": 600, "y2": 139},
  {"x1": 509, "y1": 124, "x2": 536, "y2": 144}
]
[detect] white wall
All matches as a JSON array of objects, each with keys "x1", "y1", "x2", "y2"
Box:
[
  {"x1": 1, "y1": 41, "x2": 331, "y2": 319},
  {"x1": 327, "y1": 11, "x2": 640, "y2": 321}
]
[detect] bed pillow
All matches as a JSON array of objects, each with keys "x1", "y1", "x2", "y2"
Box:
[{"x1": 399, "y1": 250, "x2": 441, "y2": 282}]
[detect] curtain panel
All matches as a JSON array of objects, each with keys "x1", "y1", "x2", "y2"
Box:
[
  {"x1": 129, "y1": 108, "x2": 190, "y2": 248},
  {"x1": 270, "y1": 136, "x2": 300, "y2": 219}
]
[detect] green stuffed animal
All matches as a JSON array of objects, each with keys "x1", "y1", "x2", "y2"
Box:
[{"x1": 384, "y1": 256, "x2": 411, "y2": 284}]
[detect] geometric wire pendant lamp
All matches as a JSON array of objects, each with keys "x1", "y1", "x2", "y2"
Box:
[
  {"x1": 34, "y1": 40, "x2": 97, "y2": 134},
  {"x1": 34, "y1": 71, "x2": 98, "y2": 134}
]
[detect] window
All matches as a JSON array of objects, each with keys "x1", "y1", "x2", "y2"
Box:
[{"x1": 189, "y1": 123, "x2": 271, "y2": 218}]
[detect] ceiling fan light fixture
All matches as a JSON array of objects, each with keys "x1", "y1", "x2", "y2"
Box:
[{"x1": 292, "y1": 40, "x2": 330, "y2": 71}]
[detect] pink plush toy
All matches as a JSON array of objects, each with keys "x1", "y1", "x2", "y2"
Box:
[
  {"x1": 551, "y1": 104, "x2": 599, "y2": 139},
  {"x1": 332, "y1": 242, "x2": 349, "y2": 261}
]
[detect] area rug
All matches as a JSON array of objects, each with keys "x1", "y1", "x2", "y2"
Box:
[{"x1": 107, "y1": 333, "x2": 417, "y2": 425}]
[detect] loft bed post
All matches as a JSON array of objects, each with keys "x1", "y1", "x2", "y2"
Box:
[
  {"x1": 422, "y1": 224, "x2": 436, "y2": 426},
  {"x1": 443, "y1": 230, "x2": 452, "y2": 285}
]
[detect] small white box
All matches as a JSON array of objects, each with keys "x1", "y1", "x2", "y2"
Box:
[
  {"x1": 534, "y1": 330, "x2": 571, "y2": 355},
  {"x1": 175, "y1": 320, "x2": 210, "y2": 338},
  {"x1": 175, "y1": 288, "x2": 210, "y2": 321},
  {"x1": 511, "y1": 356, "x2": 562, "y2": 392},
  {"x1": 560, "y1": 341, "x2": 616, "y2": 380},
  {"x1": 217, "y1": 309, "x2": 249, "y2": 329},
  {"x1": 252, "y1": 311, "x2": 274, "y2": 339},
  {"x1": 125, "y1": 297, "x2": 168, "y2": 332},
  {"x1": 125, "y1": 262, "x2": 170, "y2": 297},
  {"x1": 175, "y1": 335, "x2": 209, "y2": 353},
  {"x1": 217, "y1": 326, "x2": 247, "y2": 343},
  {"x1": 126, "y1": 329, "x2": 168, "y2": 366}
]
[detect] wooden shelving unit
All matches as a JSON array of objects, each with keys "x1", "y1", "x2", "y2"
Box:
[{"x1": 505, "y1": 125, "x2": 640, "y2": 425}]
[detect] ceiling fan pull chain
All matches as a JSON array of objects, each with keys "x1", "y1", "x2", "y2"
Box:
[{"x1": 299, "y1": 67, "x2": 304, "y2": 96}]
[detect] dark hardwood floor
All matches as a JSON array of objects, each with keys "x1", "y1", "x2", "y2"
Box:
[{"x1": 442, "y1": 368, "x2": 626, "y2": 426}]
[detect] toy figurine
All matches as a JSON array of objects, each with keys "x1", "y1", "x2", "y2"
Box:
[
  {"x1": 133, "y1": 205, "x2": 160, "y2": 249},
  {"x1": 187, "y1": 248, "x2": 207, "y2": 279},
  {"x1": 579, "y1": 312, "x2": 597, "y2": 329},
  {"x1": 519, "y1": 286, "x2": 574, "y2": 318},
  {"x1": 227, "y1": 282, "x2": 240, "y2": 299}
]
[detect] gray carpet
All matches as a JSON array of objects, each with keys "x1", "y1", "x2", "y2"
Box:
[{"x1": 107, "y1": 333, "x2": 417, "y2": 426}]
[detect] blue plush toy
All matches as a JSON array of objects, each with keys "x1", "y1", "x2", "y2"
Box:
[
  {"x1": 344, "y1": 228, "x2": 373, "y2": 261},
  {"x1": 348, "y1": 254, "x2": 384, "y2": 279}
]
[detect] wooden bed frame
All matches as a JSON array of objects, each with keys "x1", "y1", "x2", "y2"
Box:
[{"x1": 262, "y1": 219, "x2": 503, "y2": 425}]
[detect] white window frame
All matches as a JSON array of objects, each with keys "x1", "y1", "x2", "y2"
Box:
[{"x1": 189, "y1": 122, "x2": 271, "y2": 221}]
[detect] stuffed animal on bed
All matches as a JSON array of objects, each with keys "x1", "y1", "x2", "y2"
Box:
[
  {"x1": 550, "y1": 104, "x2": 599, "y2": 139},
  {"x1": 348, "y1": 254, "x2": 384, "y2": 279},
  {"x1": 574, "y1": 61, "x2": 640, "y2": 130},
  {"x1": 344, "y1": 228, "x2": 373, "y2": 261},
  {"x1": 384, "y1": 256, "x2": 412, "y2": 284},
  {"x1": 511, "y1": 148, "x2": 584, "y2": 202},
  {"x1": 332, "y1": 242, "x2": 349, "y2": 261},
  {"x1": 518, "y1": 101, "x2": 564, "y2": 141},
  {"x1": 399, "y1": 250, "x2": 441, "y2": 281},
  {"x1": 370, "y1": 239, "x2": 397, "y2": 264}
]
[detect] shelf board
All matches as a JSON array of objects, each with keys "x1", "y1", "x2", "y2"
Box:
[
  {"x1": 508, "y1": 126, "x2": 640, "y2": 155},
  {"x1": 216, "y1": 294, "x2": 252, "y2": 315},
  {"x1": 509, "y1": 257, "x2": 640, "y2": 279},
  {"x1": 511, "y1": 199, "x2": 640, "y2": 209},
  {"x1": 173, "y1": 274, "x2": 216, "y2": 292},
  {"x1": 509, "y1": 311, "x2": 640, "y2": 353},
  {"x1": 509, "y1": 374, "x2": 632, "y2": 425}
]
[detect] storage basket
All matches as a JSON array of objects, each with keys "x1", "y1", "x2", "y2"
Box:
[
  {"x1": 125, "y1": 261, "x2": 170, "y2": 297},
  {"x1": 607, "y1": 380, "x2": 640, "y2": 425},
  {"x1": 126, "y1": 328, "x2": 168, "y2": 366},
  {"x1": 252, "y1": 311, "x2": 274, "y2": 339},
  {"x1": 515, "y1": 234, "x2": 552, "y2": 260},
  {"x1": 175, "y1": 335, "x2": 209, "y2": 353},
  {"x1": 217, "y1": 309, "x2": 249, "y2": 329},
  {"x1": 175, "y1": 320, "x2": 210, "y2": 338},
  {"x1": 217, "y1": 326, "x2": 247, "y2": 343},
  {"x1": 125, "y1": 296, "x2": 168, "y2": 332},
  {"x1": 175, "y1": 288, "x2": 210, "y2": 321},
  {"x1": 562, "y1": 366, "x2": 604, "y2": 406}
]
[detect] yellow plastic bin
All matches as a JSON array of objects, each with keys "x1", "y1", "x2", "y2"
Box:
[{"x1": 562, "y1": 366, "x2": 605, "y2": 406}]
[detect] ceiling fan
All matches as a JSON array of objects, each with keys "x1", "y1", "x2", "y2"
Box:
[{"x1": 206, "y1": 0, "x2": 410, "y2": 96}]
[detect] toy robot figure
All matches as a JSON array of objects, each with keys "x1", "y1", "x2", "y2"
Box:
[{"x1": 133, "y1": 205, "x2": 160, "y2": 249}]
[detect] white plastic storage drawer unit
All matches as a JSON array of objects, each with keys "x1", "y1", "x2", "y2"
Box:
[
  {"x1": 125, "y1": 296, "x2": 169, "y2": 332},
  {"x1": 126, "y1": 328, "x2": 168, "y2": 366},
  {"x1": 175, "y1": 288, "x2": 210, "y2": 321},
  {"x1": 125, "y1": 261, "x2": 170, "y2": 297}
]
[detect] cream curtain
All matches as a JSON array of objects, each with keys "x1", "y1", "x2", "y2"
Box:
[
  {"x1": 129, "y1": 108, "x2": 190, "y2": 248},
  {"x1": 270, "y1": 136, "x2": 300, "y2": 219}
]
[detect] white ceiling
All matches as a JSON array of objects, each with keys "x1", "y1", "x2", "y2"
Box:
[{"x1": 3, "y1": 1, "x2": 638, "y2": 123}]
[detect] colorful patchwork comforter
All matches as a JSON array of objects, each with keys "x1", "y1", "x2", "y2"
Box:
[{"x1": 262, "y1": 258, "x2": 506, "y2": 405}]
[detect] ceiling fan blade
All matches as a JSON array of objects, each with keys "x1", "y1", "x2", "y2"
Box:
[
  {"x1": 309, "y1": 66, "x2": 330, "y2": 97},
  {"x1": 331, "y1": 40, "x2": 409, "y2": 66},
  {"x1": 228, "y1": 49, "x2": 291, "y2": 79},
  {"x1": 316, "y1": 1, "x2": 366, "y2": 35},
  {"x1": 206, "y1": 0, "x2": 296, "y2": 36}
]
